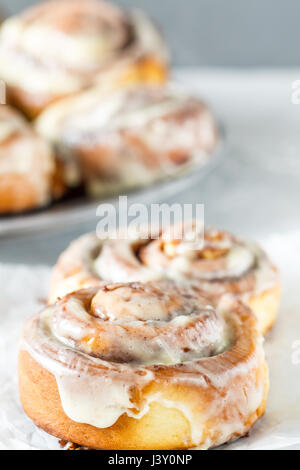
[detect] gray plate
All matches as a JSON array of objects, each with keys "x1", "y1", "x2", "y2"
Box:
[{"x1": 0, "y1": 132, "x2": 225, "y2": 238}]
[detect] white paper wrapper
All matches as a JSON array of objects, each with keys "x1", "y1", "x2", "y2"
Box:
[{"x1": 1, "y1": 232, "x2": 300, "y2": 450}]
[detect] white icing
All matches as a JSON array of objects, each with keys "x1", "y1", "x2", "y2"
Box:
[
  {"x1": 93, "y1": 240, "x2": 161, "y2": 283},
  {"x1": 36, "y1": 84, "x2": 193, "y2": 140},
  {"x1": 86, "y1": 161, "x2": 160, "y2": 195},
  {"x1": 50, "y1": 272, "x2": 92, "y2": 303},
  {"x1": 0, "y1": 106, "x2": 54, "y2": 204},
  {"x1": 56, "y1": 374, "x2": 136, "y2": 428},
  {"x1": 44, "y1": 298, "x2": 91, "y2": 342},
  {"x1": 22, "y1": 281, "x2": 267, "y2": 449},
  {"x1": 226, "y1": 245, "x2": 255, "y2": 278},
  {"x1": 0, "y1": 120, "x2": 20, "y2": 141},
  {"x1": 36, "y1": 82, "x2": 217, "y2": 194},
  {"x1": 157, "y1": 397, "x2": 205, "y2": 445},
  {"x1": 51, "y1": 228, "x2": 279, "y2": 307},
  {"x1": 12, "y1": 23, "x2": 119, "y2": 70},
  {"x1": 0, "y1": 7, "x2": 167, "y2": 96},
  {"x1": 251, "y1": 243, "x2": 279, "y2": 295}
]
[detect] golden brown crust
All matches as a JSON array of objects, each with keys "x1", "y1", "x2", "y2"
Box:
[
  {"x1": 19, "y1": 285, "x2": 268, "y2": 450},
  {"x1": 36, "y1": 83, "x2": 217, "y2": 194},
  {"x1": 18, "y1": 350, "x2": 267, "y2": 450},
  {"x1": 48, "y1": 228, "x2": 280, "y2": 335}
]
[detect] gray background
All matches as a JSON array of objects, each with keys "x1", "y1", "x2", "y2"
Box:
[
  {"x1": 1, "y1": 0, "x2": 300, "y2": 67},
  {"x1": 0, "y1": 2, "x2": 299, "y2": 265}
]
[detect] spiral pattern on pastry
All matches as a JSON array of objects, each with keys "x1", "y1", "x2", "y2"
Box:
[
  {"x1": 49, "y1": 224, "x2": 280, "y2": 334},
  {"x1": 36, "y1": 83, "x2": 218, "y2": 191},
  {"x1": 19, "y1": 281, "x2": 268, "y2": 449},
  {"x1": 0, "y1": 0, "x2": 168, "y2": 117},
  {"x1": 0, "y1": 105, "x2": 62, "y2": 213}
]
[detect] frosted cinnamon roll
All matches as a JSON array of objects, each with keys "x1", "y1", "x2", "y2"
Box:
[
  {"x1": 36, "y1": 83, "x2": 218, "y2": 192},
  {"x1": 19, "y1": 281, "x2": 268, "y2": 449},
  {"x1": 0, "y1": 105, "x2": 63, "y2": 214},
  {"x1": 0, "y1": 0, "x2": 168, "y2": 118},
  {"x1": 49, "y1": 226, "x2": 280, "y2": 334}
]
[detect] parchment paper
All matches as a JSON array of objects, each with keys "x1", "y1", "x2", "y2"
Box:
[{"x1": 1, "y1": 232, "x2": 300, "y2": 450}]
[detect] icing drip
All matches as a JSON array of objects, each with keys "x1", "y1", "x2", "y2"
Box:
[{"x1": 22, "y1": 281, "x2": 266, "y2": 447}]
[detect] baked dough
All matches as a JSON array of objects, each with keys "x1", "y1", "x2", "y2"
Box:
[
  {"x1": 19, "y1": 281, "x2": 268, "y2": 449},
  {"x1": 0, "y1": 0, "x2": 168, "y2": 118},
  {"x1": 36, "y1": 83, "x2": 218, "y2": 192},
  {"x1": 49, "y1": 225, "x2": 280, "y2": 334},
  {"x1": 0, "y1": 105, "x2": 63, "y2": 213}
]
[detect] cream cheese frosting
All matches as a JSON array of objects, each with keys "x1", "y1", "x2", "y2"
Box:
[
  {"x1": 36, "y1": 83, "x2": 218, "y2": 192},
  {"x1": 0, "y1": 106, "x2": 53, "y2": 176},
  {"x1": 0, "y1": 0, "x2": 167, "y2": 96},
  {"x1": 21, "y1": 283, "x2": 267, "y2": 447},
  {"x1": 49, "y1": 226, "x2": 279, "y2": 305},
  {"x1": 0, "y1": 106, "x2": 54, "y2": 209}
]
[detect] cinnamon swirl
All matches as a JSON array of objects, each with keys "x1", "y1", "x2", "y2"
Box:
[
  {"x1": 49, "y1": 225, "x2": 280, "y2": 334},
  {"x1": 19, "y1": 281, "x2": 268, "y2": 449},
  {"x1": 36, "y1": 83, "x2": 218, "y2": 193},
  {"x1": 0, "y1": 105, "x2": 63, "y2": 214},
  {"x1": 0, "y1": 0, "x2": 168, "y2": 118}
]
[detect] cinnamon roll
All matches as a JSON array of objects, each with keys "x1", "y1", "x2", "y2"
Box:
[
  {"x1": 0, "y1": 105, "x2": 63, "y2": 214},
  {"x1": 0, "y1": 0, "x2": 168, "y2": 118},
  {"x1": 36, "y1": 83, "x2": 218, "y2": 193},
  {"x1": 49, "y1": 225, "x2": 280, "y2": 334},
  {"x1": 19, "y1": 281, "x2": 268, "y2": 449}
]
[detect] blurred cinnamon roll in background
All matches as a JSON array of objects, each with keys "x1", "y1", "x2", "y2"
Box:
[
  {"x1": 49, "y1": 224, "x2": 280, "y2": 334},
  {"x1": 36, "y1": 83, "x2": 218, "y2": 193},
  {"x1": 0, "y1": 105, "x2": 64, "y2": 214},
  {"x1": 0, "y1": 0, "x2": 168, "y2": 118},
  {"x1": 19, "y1": 281, "x2": 268, "y2": 449}
]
